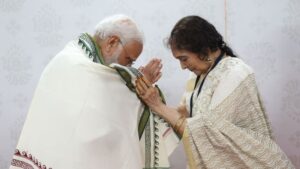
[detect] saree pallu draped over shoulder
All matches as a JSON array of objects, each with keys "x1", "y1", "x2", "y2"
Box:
[{"x1": 183, "y1": 57, "x2": 295, "y2": 169}]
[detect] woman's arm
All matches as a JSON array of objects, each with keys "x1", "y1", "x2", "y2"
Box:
[
  {"x1": 177, "y1": 104, "x2": 189, "y2": 118},
  {"x1": 136, "y1": 77, "x2": 187, "y2": 136}
]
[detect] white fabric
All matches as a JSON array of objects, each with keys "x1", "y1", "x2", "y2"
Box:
[
  {"x1": 10, "y1": 41, "x2": 143, "y2": 169},
  {"x1": 110, "y1": 63, "x2": 179, "y2": 168},
  {"x1": 183, "y1": 57, "x2": 294, "y2": 169},
  {"x1": 139, "y1": 113, "x2": 179, "y2": 169}
]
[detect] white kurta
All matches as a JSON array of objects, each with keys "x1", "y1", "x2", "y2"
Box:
[{"x1": 10, "y1": 40, "x2": 144, "y2": 169}]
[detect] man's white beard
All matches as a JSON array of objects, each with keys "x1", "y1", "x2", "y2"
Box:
[{"x1": 104, "y1": 44, "x2": 122, "y2": 65}]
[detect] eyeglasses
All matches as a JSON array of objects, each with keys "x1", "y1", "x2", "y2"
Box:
[{"x1": 119, "y1": 41, "x2": 136, "y2": 66}]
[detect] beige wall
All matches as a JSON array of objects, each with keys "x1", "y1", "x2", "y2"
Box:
[{"x1": 0, "y1": 0, "x2": 299, "y2": 168}]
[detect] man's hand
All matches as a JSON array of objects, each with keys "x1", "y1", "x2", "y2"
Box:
[{"x1": 138, "y1": 58, "x2": 162, "y2": 85}]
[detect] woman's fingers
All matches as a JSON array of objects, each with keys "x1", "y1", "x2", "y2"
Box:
[
  {"x1": 140, "y1": 78, "x2": 149, "y2": 90},
  {"x1": 136, "y1": 77, "x2": 157, "y2": 100},
  {"x1": 136, "y1": 78, "x2": 148, "y2": 92},
  {"x1": 141, "y1": 76, "x2": 152, "y2": 88},
  {"x1": 136, "y1": 81, "x2": 144, "y2": 95}
]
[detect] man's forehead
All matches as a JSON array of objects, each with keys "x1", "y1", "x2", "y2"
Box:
[
  {"x1": 125, "y1": 41, "x2": 143, "y2": 58},
  {"x1": 125, "y1": 40, "x2": 143, "y2": 48}
]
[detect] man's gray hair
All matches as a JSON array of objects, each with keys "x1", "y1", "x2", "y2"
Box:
[{"x1": 94, "y1": 14, "x2": 144, "y2": 44}]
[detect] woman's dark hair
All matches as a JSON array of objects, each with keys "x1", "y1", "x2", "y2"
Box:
[{"x1": 168, "y1": 15, "x2": 237, "y2": 58}]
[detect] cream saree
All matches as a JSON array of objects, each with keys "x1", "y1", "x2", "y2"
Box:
[{"x1": 183, "y1": 57, "x2": 295, "y2": 169}]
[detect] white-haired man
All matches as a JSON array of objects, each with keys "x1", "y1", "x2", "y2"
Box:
[{"x1": 9, "y1": 15, "x2": 178, "y2": 169}]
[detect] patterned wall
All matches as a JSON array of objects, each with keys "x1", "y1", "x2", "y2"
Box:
[{"x1": 0, "y1": 0, "x2": 299, "y2": 168}]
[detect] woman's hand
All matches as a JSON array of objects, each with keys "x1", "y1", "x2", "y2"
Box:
[
  {"x1": 177, "y1": 104, "x2": 189, "y2": 117},
  {"x1": 135, "y1": 77, "x2": 164, "y2": 112},
  {"x1": 136, "y1": 77, "x2": 187, "y2": 136},
  {"x1": 138, "y1": 58, "x2": 162, "y2": 85}
]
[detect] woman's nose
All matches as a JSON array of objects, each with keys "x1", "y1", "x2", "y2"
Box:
[{"x1": 180, "y1": 61, "x2": 187, "y2": 69}]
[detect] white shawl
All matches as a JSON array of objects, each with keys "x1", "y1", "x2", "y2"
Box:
[{"x1": 10, "y1": 40, "x2": 144, "y2": 169}]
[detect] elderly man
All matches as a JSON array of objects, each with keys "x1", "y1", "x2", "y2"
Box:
[{"x1": 9, "y1": 15, "x2": 178, "y2": 169}]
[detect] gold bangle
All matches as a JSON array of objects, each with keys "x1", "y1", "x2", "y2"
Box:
[
  {"x1": 173, "y1": 115, "x2": 185, "y2": 133},
  {"x1": 177, "y1": 119, "x2": 186, "y2": 134},
  {"x1": 176, "y1": 118, "x2": 185, "y2": 133},
  {"x1": 172, "y1": 115, "x2": 183, "y2": 129}
]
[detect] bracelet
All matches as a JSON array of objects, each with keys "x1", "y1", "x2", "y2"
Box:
[
  {"x1": 176, "y1": 119, "x2": 186, "y2": 134},
  {"x1": 173, "y1": 115, "x2": 186, "y2": 134}
]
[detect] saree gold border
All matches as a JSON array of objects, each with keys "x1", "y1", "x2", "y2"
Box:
[{"x1": 182, "y1": 127, "x2": 197, "y2": 169}]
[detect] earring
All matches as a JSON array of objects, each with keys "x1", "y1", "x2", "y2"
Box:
[{"x1": 206, "y1": 58, "x2": 212, "y2": 62}]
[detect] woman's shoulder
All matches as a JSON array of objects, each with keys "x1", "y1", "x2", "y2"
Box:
[
  {"x1": 221, "y1": 57, "x2": 252, "y2": 71},
  {"x1": 220, "y1": 57, "x2": 254, "y2": 76},
  {"x1": 210, "y1": 56, "x2": 255, "y2": 84},
  {"x1": 207, "y1": 57, "x2": 256, "y2": 109}
]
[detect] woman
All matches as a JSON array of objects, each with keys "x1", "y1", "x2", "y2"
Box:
[{"x1": 136, "y1": 16, "x2": 294, "y2": 169}]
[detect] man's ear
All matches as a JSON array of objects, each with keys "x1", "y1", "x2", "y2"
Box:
[{"x1": 107, "y1": 35, "x2": 121, "y2": 49}]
